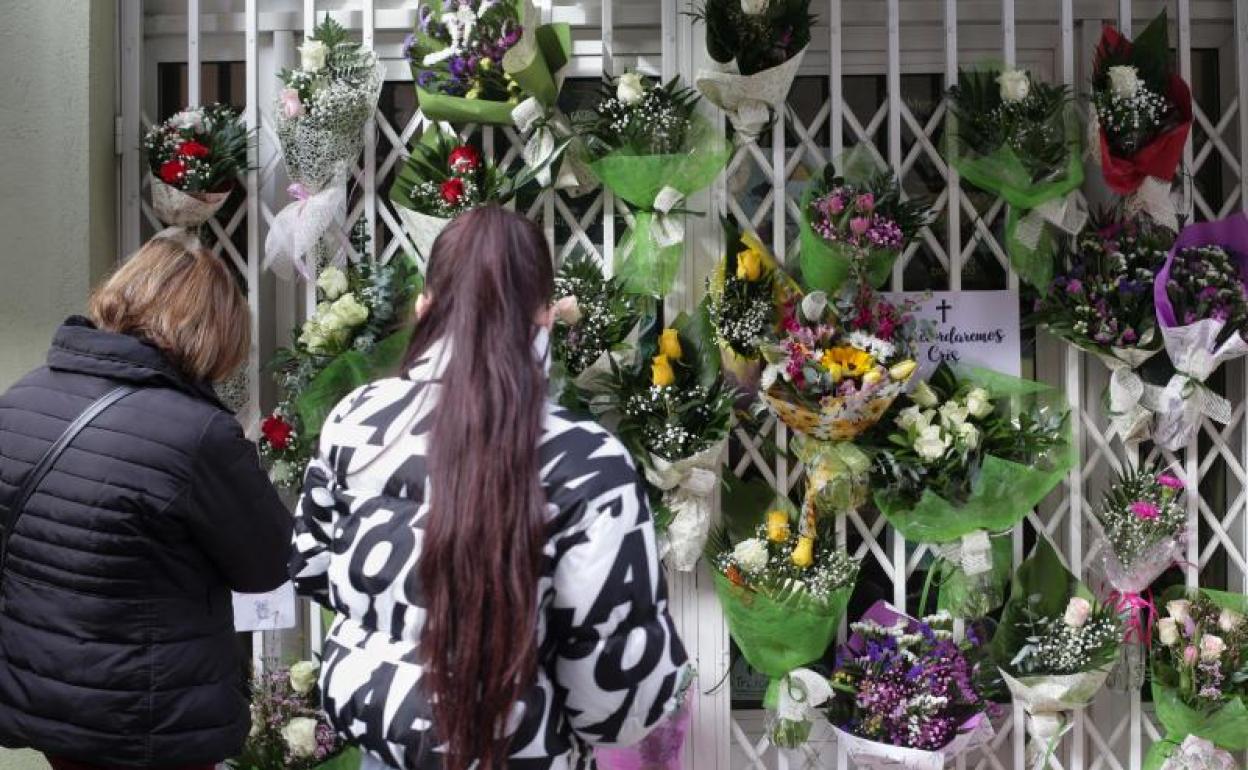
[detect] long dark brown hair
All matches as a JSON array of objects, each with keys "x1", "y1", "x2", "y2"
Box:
[{"x1": 405, "y1": 206, "x2": 554, "y2": 770}]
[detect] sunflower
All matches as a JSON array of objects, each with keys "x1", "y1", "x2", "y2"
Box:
[{"x1": 820, "y1": 346, "x2": 875, "y2": 379}]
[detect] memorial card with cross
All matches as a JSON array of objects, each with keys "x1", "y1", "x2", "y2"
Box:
[{"x1": 884, "y1": 291, "x2": 1022, "y2": 377}]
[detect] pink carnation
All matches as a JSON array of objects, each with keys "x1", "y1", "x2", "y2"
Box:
[
  {"x1": 1158, "y1": 474, "x2": 1184, "y2": 491},
  {"x1": 1130, "y1": 500, "x2": 1160, "y2": 520}
]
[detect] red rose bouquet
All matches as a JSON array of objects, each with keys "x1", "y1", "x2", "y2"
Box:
[
  {"x1": 141, "y1": 104, "x2": 251, "y2": 228},
  {"x1": 1092, "y1": 11, "x2": 1193, "y2": 230}
]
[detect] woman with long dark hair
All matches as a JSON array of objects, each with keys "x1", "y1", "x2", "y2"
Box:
[{"x1": 291, "y1": 206, "x2": 689, "y2": 770}]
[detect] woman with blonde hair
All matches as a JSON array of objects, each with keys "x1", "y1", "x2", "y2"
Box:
[{"x1": 0, "y1": 231, "x2": 292, "y2": 770}]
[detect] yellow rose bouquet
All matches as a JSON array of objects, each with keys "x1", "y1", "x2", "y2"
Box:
[{"x1": 597, "y1": 314, "x2": 735, "y2": 570}]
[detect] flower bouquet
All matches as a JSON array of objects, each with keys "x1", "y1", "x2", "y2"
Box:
[
  {"x1": 143, "y1": 105, "x2": 251, "y2": 228},
  {"x1": 709, "y1": 498, "x2": 858, "y2": 747},
  {"x1": 703, "y1": 220, "x2": 800, "y2": 401},
  {"x1": 261, "y1": 228, "x2": 421, "y2": 490},
  {"x1": 868, "y1": 364, "x2": 1072, "y2": 618},
  {"x1": 1144, "y1": 588, "x2": 1248, "y2": 770},
  {"x1": 826, "y1": 601, "x2": 995, "y2": 769},
  {"x1": 948, "y1": 66, "x2": 1085, "y2": 288},
  {"x1": 1151, "y1": 215, "x2": 1248, "y2": 450},
  {"x1": 550, "y1": 250, "x2": 644, "y2": 410},
  {"x1": 599, "y1": 317, "x2": 735, "y2": 570},
  {"x1": 1092, "y1": 11, "x2": 1193, "y2": 231},
  {"x1": 575, "y1": 73, "x2": 731, "y2": 296},
  {"x1": 798, "y1": 149, "x2": 932, "y2": 294},
  {"x1": 1030, "y1": 213, "x2": 1175, "y2": 443},
  {"x1": 388, "y1": 129, "x2": 544, "y2": 263},
  {"x1": 759, "y1": 284, "x2": 921, "y2": 536},
  {"x1": 265, "y1": 16, "x2": 382, "y2": 281},
  {"x1": 230, "y1": 660, "x2": 357, "y2": 770},
  {"x1": 1092, "y1": 462, "x2": 1188, "y2": 690},
  {"x1": 406, "y1": 0, "x2": 570, "y2": 125},
  {"x1": 690, "y1": 0, "x2": 815, "y2": 141},
  {"x1": 991, "y1": 539, "x2": 1119, "y2": 765}
]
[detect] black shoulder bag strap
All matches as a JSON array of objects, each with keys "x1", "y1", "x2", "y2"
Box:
[{"x1": 0, "y1": 385, "x2": 137, "y2": 588}]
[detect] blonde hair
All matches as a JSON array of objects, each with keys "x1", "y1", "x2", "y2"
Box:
[{"x1": 89, "y1": 230, "x2": 250, "y2": 383}]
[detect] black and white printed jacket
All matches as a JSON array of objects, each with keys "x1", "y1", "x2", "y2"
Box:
[{"x1": 290, "y1": 341, "x2": 690, "y2": 769}]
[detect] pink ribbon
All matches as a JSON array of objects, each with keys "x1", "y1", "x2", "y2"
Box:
[{"x1": 1110, "y1": 588, "x2": 1157, "y2": 647}]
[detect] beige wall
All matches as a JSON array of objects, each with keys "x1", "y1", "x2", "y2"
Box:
[
  {"x1": 0, "y1": 0, "x2": 117, "y2": 392},
  {"x1": 0, "y1": 1, "x2": 115, "y2": 767}
]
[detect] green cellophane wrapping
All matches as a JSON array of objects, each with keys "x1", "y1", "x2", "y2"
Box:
[
  {"x1": 295, "y1": 330, "x2": 412, "y2": 444},
  {"x1": 932, "y1": 535, "x2": 1014, "y2": 616},
  {"x1": 712, "y1": 570, "x2": 851, "y2": 681},
  {"x1": 1143, "y1": 587, "x2": 1248, "y2": 770},
  {"x1": 590, "y1": 117, "x2": 731, "y2": 296},
  {"x1": 798, "y1": 146, "x2": 900, "y2": 293},
  {"x1": 412, "y1": 0, "x2": 571, "y2": 125},
  {"x1": 950, "y1": 105, "x2": 1084, "y2": 289},
  {"x1": 874, "y1": 368, "x2": 1074, "y2": 615}
]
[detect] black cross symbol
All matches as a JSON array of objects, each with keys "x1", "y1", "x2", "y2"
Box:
[{"x1": 936, "y1": 299, "x2": 953, "y2": 324}]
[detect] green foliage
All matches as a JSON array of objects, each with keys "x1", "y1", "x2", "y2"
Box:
[
  {"x1": 574, "y1": 74, "x2": 702, "y2": 158},
  {"x1": 948, "y1": 68, "x2": 1072, "y2": 183},
  {"x1": 688, "y1": 0, "x2": 815, "y2": 76}
]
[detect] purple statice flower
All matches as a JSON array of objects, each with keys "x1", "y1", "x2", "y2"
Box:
[
  {"x1": 1184, "y1": 310, "x2": 1199, "y2": 324},
  {"x1": 1121, "y1": 327, "x2": 1138, "y2": 344},
  {"x1": 1199, "y1": 285, "x2": 1220, "y2": 301},
  {"x1": 866, "y1": 217, "x2": 904, "y2": 250},
  {"x1": 416, "y1": 70, "x2": 438, "y2": 87},
  {"x1": 1067, "y1": 278, "x2": 1083, "y2": 293},
  {"x1": 403, "y1": 32, "x2": 418, "y2": 60}
]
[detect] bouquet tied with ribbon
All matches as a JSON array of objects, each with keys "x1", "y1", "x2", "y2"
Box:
[
  {"x1": 709, "y1": 491, "x2": 858, "y2": 748},
  {"x1": 990, "y1": 539, "x2": 1119, "y2": 769},
  {"x1": 948, "y1": 65, "x2": 1085, "y2": 288},
  {"x1": 1144, "y1": 587, "x2": 1248, "y2": 770},
  {"x1": 1151, "y1": 214, "x2": 1248, "y2": 450},
  {"x1": 1030, "y1": 212, "x2": 1175, "y2": 443},
  {"x1": 867, "y1": 364, "x2": 1073, "y2": 618},
  {"x1": 260, "y1": 228, "x2": 421, "y2": 490},
  {"x1": 575, "y1": 73, "x2": 731, "y2": 295},
  {"x1": 142, "y1": 104, "x2": 252, "y2": 228},
  {"x1": 598, "y1": 315, "x2": 734, "y2": 570},
  {"x1": 265, "y1": 16, "x2": 382, "y2": 281},
  {"x1": 798, "y1": 148, "x2": 932, "y2": 294},
  {"x1": 1092, "y1": 11, "x2": 1193, "y2": 231},
  {"x1": 690, "y1": 0, "x2": 815, "y2": 141},
  {"x1": 826, "y1": 601, "x2": 995, "y2": 769},
  {"x1": 1090, "y1": 461, "x2": 1187, "y2": 690}
]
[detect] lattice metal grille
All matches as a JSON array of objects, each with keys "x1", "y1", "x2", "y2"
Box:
[{"x1": 120, "y1": 2, "x2": 1248, "y2": 768}]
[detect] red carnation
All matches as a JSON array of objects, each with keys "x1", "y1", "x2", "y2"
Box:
[
  {"x1": 440, "y1": 177, "x2": 466, "y2": 205},
  {"x1": 177, "y1": 140, "x2": 211, "y2": 159},
  {"x1": 261, "y1": 415, "x2": 295, "y2": 451},
  {"x1": 158, "y1": 159, "x2": 187, "y2": 185},
  {"x1": 448, "y1": 145, "x2": 481, "y2": 173}
]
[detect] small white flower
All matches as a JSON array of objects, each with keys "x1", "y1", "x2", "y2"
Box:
[
  {"x1": 956, "y1": 421, "x2": 980, "y2": 450},
  {"x1": 896, "y1": 405, "x2": 931, "y2": 431},
  {"x1": 1219, "y1": 608, "x2": 1243, "y2": 633},
  {"x1": 281, "y1": 716, "x2": 320, "y2": 758},
  {"x1": 170, "y1": 109, "x2": 204, "y2": 131},
  {"x1": 316, "y1": 266, "x2": 349, "y2": 300},
  {"x1": 289, "y1": 660, "x2": 320, "y2": 695},
  {"x1": 1158, "y1": 617, "x2": 1180, "y2": 646},
  {"x1": 733, "y1": 537, "x2": 770, "y2": 573},
  {"x1": 997, "y1": 68, "x2": 1031, "y2": 103},
  {"x1": 740, "y1": 0, "x2": 769, "y2": 14},
  {"x1": 616, "y1": 72, "x2": 646, "y2": 106},
  {"x1": 1167, "y1": 599, "x2": 1192, "y2": 625},
  {"x1": 269, "y1": 460, "x2": 297, "y2": 487},
  {"x1": 1107, "y1": 65, "x2": 1141, "y2": 99},
  {"x1": 1063, "y1": 596, "x2": 1092, "y2": 628},
  {"x1": 911, "y1": 380, "x2": 939, "y2": 408},
  {"x1": 913, "y1": 424, "x2": 949, "y2": 462},
  {"x1": 299, "y1": 39, "x2": 329, "y2": 73},
  {"x1": 1200, "y1": 634, "x2": 1227, "y2": 662},
  {"x1": 964, "y1": 387, "x2": 993, "y2": 418}
]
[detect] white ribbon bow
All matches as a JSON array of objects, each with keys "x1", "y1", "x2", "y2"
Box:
[
  {"x1": 646, "y1": 441, "x2": 724, "y2": 571},
  {"x1": 1153, "y1": 319, "x2": 1248, "y2": 450},
  {"x1": 650, "y1": 186, "x2": 687, "y2": 249},
  {"x1": 1014, "y1": 191, "x2": 1088, "y2": 252},
  {"x1": 939, "y1": 530, "x2": 993, "y2": 577},
  {"x1": 263, "y1": 175, "x2": 349, "y2": 281},
  {"x1": 1000, "y1": 668, "x2": 1111, "y2": 770},
  {"x1": 1127, "y1": 175, "x2": 1180, "y2": 232},
  {"x1": 1094, "y1": 347, "x2": 1163, "y2": 445},
  {"x1": 1160, "y1": 736, "x2": 1238, "y2": 770},
  {"x1": 511, "y1": 97, "x2": 568, "y2": 188},
  {"x1": 774, "y1": 668, "x2": 833, "y2": 724}
]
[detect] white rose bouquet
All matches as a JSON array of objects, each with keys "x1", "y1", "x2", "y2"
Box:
[
  {"x1": 991, "y1": 539, "x2": 1120, "y2": 766},
  {"x1": 265, "y1": 15, "x2": 383, "y2": 281},
  {"x1": 690, "y1": 0, "x2": 816, "y2": 141},
  {"x1": 867, "y1": 364, "x2": 1072, "y2": 618},
  {"x1": 230, "y1": 660, "x2": 354, "y2": 770}
]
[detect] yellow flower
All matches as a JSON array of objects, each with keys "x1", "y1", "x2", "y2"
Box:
[
  {"x1": 736, "y1": 246, "x2": 764, "y2": 282},
  {"x1": 862, "y1": 369, "x2": 883, "y2": 386},
  {"x1": 466, "y1": 86, "x2": 481, "y2": 100},
  {"x1": 479, "y1": 58, "x2": 493, "y2": 71},
  {"x1": 821, "y1": 346, "x2": 874, "y2": 378},
  {"x1": 821, "y1": 358, "x2": 844, "y2": 384},
  {"x1": 652, "y1": 355, "x2": 675, "y2": 387},
  {"x1": 659, "y1": 328, "x2": 682, "y2": 360},
  {"x1": 791, "y1": 536, "x2": 814, "y2": 568},
  {"x1": 766, "y1": 511, "x2": 790, "y2": 543},
  {"x1": 889, "y1": 359, "x2": 918, "y2": 381}
]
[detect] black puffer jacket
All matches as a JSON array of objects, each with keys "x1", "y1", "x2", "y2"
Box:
[{"x1": 0, "y1": 317, "x2": 292, "y2": 767}]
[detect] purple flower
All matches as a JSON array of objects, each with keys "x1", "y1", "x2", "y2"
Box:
[
  {"x1": 1184, "y1": 310, "x2": 1199, "y2": 324},
  {"x1": 827, "y1": 195, "x2": 846, "y2": 215},
  {"x1": 416, "y1": 70, "x2": 437, "y2": 87},
  {"x1": 1121, "y1": 327, "x2": 1138, "y2": 344},
  {"x1": 850, "y1": 217, "x2": 871, "y2": 237},
  {"x1": 1200, "y1": 286, "x2": 1220, "y2": 301},
  {"x1": 1067, "y1": 278, "x2": 1084, "y2": 294},
  {"x1": 1130, "y1": 500, "x2": 1160, "y2": 520},
  {"x1": 1158, "y1": 474, "x2": 1184, "y2": 490}
]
